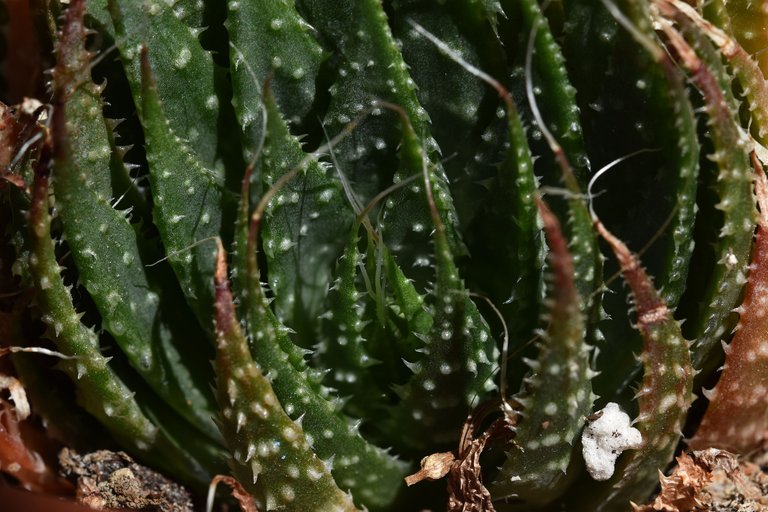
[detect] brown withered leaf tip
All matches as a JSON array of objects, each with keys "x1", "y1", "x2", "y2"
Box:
[
  {"x1": 210, "y1": 474, "x2": 259, "y2": 512},
  {"x1": 634, "y1": 448, "x2": 768, "y2": 512}
]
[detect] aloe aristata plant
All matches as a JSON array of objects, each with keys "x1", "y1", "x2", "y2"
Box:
[{"x1": 2, "y1": 0, "x2": 768, "y2": 510}]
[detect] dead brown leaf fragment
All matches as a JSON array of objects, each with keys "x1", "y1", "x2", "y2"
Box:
[
  {"x1": 0, "y1": 376, "x2": 68, "y2": 493},
  {"x1": 209, "y1": 474, "x2": 259, "y2": 512},
  {"x1": 447, "y1": 424, "x2": 499, "y2": 512},
  {"x1": 634, "y1": 449, "x2": 768, "y2": 512},
  {"x1": 0, "y1": 102, "x2": 28, "y2": 189},
  {"x1": 405, "y1": 404, "x2": 512, "y2": 512},
  {"x1": 0, "y1": 318, "x2": 71, "y2": 494}
]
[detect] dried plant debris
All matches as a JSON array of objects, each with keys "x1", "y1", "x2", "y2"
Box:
[
  {"x1": 58, "y1": 449, "x2": 193, "y2": 511},
  {"x1": 405, "y1": 452, "x2": 455, "y2": 487},
  {"x1": 634, "y1": 448, "x2": 768, "y2": 512},
  {"x1": 208, "y1": 475, "x2": 259, "y2": 512},
  {"x1": 405, "y1": 409, "x2": 512, "y2": 512},
  {"x1": 0, "y1": 343, "x2": 70, "y2": 493},
  {"x1": 446, "y1": 423, "x2": 499, "y2": 512}
]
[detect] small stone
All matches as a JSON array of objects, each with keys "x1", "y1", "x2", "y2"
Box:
[{"x1": 59, "y1": 448, "x2": 193, "y2": 511}]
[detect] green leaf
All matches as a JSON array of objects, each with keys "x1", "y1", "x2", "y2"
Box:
[
  {"x1": 668, "y1": 9, "x2": 756, "y2": 369},
  {"x1": 213, "y1": 241, "x2": 359, "y2": 512},
  {"x1": 52, "y1": 24, "x2": 219, "y2": 440},
  {"x1": 689, "y1": 159, "x2": 768, "y2": 454},
  {"x1": 499, "y1": 0, "x2": 590, "y2": 186},
  {"x1": 578, "y1": 0, "x2": 699, "y2": 401},
  {"x1": 384, "y1": 112, "x2": 498, "y2": 453},
  {"x1": 227, "y1": 0, "x2": 325, "y2": 161},
  {"x1": 259, "y1": 92, "x2": 353, "y2": 343},
  {"x1": 389, "y1": 0, "x2": 499, "y2": 230},
  {"x1": 725, "y1": 0, "x2": 768, "y2": 79},
  {"x1": 317, "y1": 225, "x2": 387, "y2": 419},
  {"x1": 299, "y1": 0, "x2": 464, "y2": 290},
  {"x1": 501, "y1": 0, "x2": 601, "y2": 325},
  {"x1": 28, "y1": 137, "x2": 159, "y2": 462},
  {"x1": 236, "y1": 140, "x2": 408, "y2": 511},
  {"x1": 106, "y1": 0, "x2": 220, "y2": 170},
  {"x1": 583, "y1": 221, "x2": 693, "y2": 511},
  {"x1": 111, "y1": 34, "x2": 229, "y2": 333},
  {"x1": 492, "y1": 199, "x2": 594, "y2": 507}
]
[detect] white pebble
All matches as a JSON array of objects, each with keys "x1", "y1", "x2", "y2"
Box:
[{"x1": 581, "y1": 402, "x2": 642, "y2": 481}]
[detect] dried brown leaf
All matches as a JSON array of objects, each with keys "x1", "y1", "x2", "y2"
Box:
[
  {"x1": 209, "y1": 475, "x2": 258, "y2": 512},
  {"x1": 447, "y1": 427, "x2": 495, "y2": 512},
  {"x1": 634, "y1": 449, "x2": 768, "y2": 512},
  {"x1": 405, "y1": 401, "x2": 514, "y2": 512}
]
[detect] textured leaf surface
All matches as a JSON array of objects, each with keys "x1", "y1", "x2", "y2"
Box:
[
  {"x1": 688, "y1": 157, "x2": 768, "y2": 454},
  {"x1": 661, "y1": 5, "x2": 756, "y2": 369},
  {"x1": 106, "y1": 0, "x2": 220, "y2": 169},
  {"x1": 389, "y1": 0, "x2": 500, "y2": 230},
  {"x1": 674, "y1": 0, "x2": 768, "y2": 149},
  {"x1": 398, "y1": 4, "x2": 545, "y2": 367},
  {"x1": 259, "y1": 93, "x2": 353, "y2": 341},
  {"x1": 726, "y1": 0, "x2": 768, "y2": 78},
  {"x1": 52, "y1": 23, "x2": 218, "y2": 439},
  {"x1": 384, "y1": 115, "x2": 498, "y2": 453},
  {"x1": 28, "y1": 125, "x2": 159, "y2": 466},
  {"x1": 117, "y1": 41, "x2": 227, "y2": 332},
  {"x1": 501, "y1": 0, "x2": 590, "y2": 189},
  {"x1": 237, "y1": 166, "x2": 407, "y2": 510},
  {"x1": 213, "y1": 241, "x2": 358, "y2": 512},
  {"x1": 317, "y1": 226, "x2": 385, "y2": 419},
  {"x1": 299, "y1": 0, "x2": 464, "y2": 290},
  {"x1": 501, "y1": 0, "x2": 601, "y2": 326},
  {"x1": 492, "y1": 199, "x2": 593, "y2": 506},
  {"x1": 26, "y1": 0, "x2": 154, "y2": 462},
  {"x1": 227, "y1": 0, "x2": 324, "y2": 160},
  {"x1": 576, "y1": 0, "x2": 699, "y2": 401},
  {"x1": 29, "y1": 2, "x2": 224, "y2": 488}
]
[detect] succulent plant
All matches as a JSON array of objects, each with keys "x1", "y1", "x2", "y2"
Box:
[{"x1": 2, "y1": 0, "x2": 768, "y2": 510}]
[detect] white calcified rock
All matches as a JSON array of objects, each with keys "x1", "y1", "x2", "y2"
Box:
[{"x1": 581, "y1": 402, "x2": 643, "y2": 481}]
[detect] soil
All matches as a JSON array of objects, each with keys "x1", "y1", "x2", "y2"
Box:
[{"x1": 58, "y1": 449, "x2": 193, "y2": 512}]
